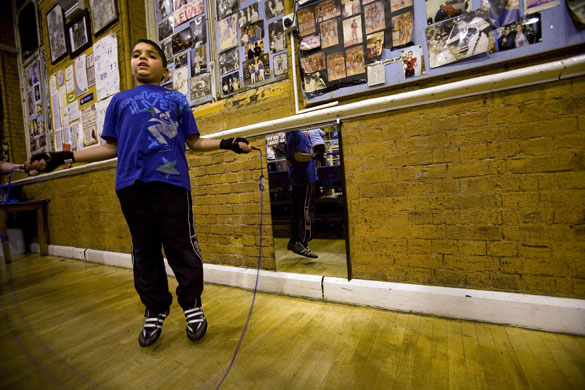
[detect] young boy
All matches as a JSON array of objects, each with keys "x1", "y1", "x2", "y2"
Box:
[{"x1": 29, "y1": 39, "x2": 252, "y2": 347}]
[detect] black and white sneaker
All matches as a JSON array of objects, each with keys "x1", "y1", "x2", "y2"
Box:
[
  {"x1": 292, "y1": 242, "x2": 318, "y2": 259},
  {"x1": 185, "y1": 300, "x2": 207, "y2": 342},
  {"x1": 138, "y1": 308, "x2": 169, "y2": 347}
]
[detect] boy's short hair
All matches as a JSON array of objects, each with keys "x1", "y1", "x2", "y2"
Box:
[{"x1": 133, "y1": 39, "x2": 167, "y2": 68}]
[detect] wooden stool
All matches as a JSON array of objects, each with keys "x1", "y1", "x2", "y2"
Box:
[{"x1": 0, "y1": 199, "x2": 50, "y2": 264}]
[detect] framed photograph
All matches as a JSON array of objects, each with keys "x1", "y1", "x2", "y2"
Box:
[
  {"x1": 46, "y1": 5, "x2": 68, "y2": 64},
  {"x1": 191, "y1": 73, "x2": 212, "y2": 101},
  {"x1": 89, "y1": 0, "x2": 119, "y2": 36},
  {"x1": 67, "y1": 10, "x2": 93, "y2": 58}
]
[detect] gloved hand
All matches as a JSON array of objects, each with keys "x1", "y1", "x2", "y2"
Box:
[
  {"x1": 220, "y1": 137, "x2": 251, "y2": 154},
  {"x1": 28, "y1": 151, "x2": 75, "y2": 173}
]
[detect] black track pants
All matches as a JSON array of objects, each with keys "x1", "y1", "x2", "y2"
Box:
[
  {"x1": 117, "y1": 181, "x2": 204, "y2": 314},
  {"x1": 288, "y1": 182, "x2": 315, "y2": 248}
]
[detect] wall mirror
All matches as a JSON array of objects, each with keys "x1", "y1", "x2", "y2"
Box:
[{"x1": 265, "y1": 122, "x2": 350, "y2": 279}]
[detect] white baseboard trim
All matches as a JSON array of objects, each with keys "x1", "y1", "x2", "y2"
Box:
[{"x1": 32, "y1": 243, "x2": 585, "y2": 336}]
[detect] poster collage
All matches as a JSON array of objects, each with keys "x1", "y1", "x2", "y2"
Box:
[
  {"x1": 216, "y1": 0, "x2": 287, "y2": 95},
  {"x1": 297, "y1": 0, "x2": 552, "y2": 98},
  {"x1": 25, "y1": 57, "x2": 50, "y2": 156},
  {"x1": 38, "y1": 33, "x2": 120, "y2": 156},
  {"x1": 157, "y1": 0, "x2": 289, "y2": 101},
  {"x1": 297, "y1": 0, "x2": 415, "y2": 97}
]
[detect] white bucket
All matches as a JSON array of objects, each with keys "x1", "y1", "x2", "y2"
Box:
[{"x1": 0, "y1": 228, "x2": 26, "y2": 258}]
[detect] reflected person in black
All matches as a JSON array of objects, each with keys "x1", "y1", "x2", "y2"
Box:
[{"x1": 284, "y1": 130, "x2": 318, "y2": 259}]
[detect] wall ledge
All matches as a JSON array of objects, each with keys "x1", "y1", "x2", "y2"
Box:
[{"x1": 31, "y1": 243, "x2": 585, "y2": 336}]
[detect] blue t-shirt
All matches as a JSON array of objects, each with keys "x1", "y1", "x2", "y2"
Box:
[
  {"x1": 101, "y1": 85, "x2": 199, "y2": 192},
  {"x1": 285, "y1": 130, "x2": 317, "y2": 186}
]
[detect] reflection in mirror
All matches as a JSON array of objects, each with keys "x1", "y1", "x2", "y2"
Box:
[{"x1": 266, "y1": 122, "x2": 349, "y2": 278}]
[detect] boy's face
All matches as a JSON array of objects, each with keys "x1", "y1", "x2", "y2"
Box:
[{"x1": 131, "y1": 42, "x2": 169, "y2": 85}]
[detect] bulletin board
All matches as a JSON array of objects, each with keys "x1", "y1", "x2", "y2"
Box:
[
  {"x1": 297, "y1": 0, "x2": 585, "y2": 104},
  {"x1": 215, "y1": 0, "x2": 289, "y2": 97}
]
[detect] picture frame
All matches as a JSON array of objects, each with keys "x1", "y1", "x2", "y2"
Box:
[
  {"x1": 46, "y1": 5, "x2": 69, "y2": 64},
  {"x1": 67, "y1": 10, "x2": 93, "y2": 58},
  {"x1": 89, "y1": 0, "x2": 119, "y2": 36}
]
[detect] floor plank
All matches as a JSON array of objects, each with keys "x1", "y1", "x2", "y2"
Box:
[{"x1": 1, "y1": 254, "x2": 584, "y2": 390}]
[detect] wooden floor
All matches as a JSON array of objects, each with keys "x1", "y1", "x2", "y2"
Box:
[
  {"x1": 1, "y1": 254, "x2": 585, "y2": 390},
  {"x1": 274, "y1": 238, "x2": 348, "y2": 278}
]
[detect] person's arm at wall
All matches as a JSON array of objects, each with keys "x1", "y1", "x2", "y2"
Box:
[
  {"x1": 25, "y1": 140, "x2": 118, "y2": 173},
  {"x1": 0, "y1": 161, "x2": 25, "y2": 173},
  {"x1": 73, "y1": 141, "x2": 118, "y2": 162},
  {"x1": 186, "y1": 134, "x2": 252, "y2": 154}
]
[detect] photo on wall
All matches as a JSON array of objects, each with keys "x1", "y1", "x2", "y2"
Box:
[
  {"x1": 320, "y1": 18, "x2": 340, "y2": 49},
  {"x1": 400, "y1": 44, "x2": 423, "y2": 79},
  {"x1": 266, "y1": 0, "x2": 285, "y2": 19},
  {"x1": 191, "y1": 44, "x2": 207, "y2": 76},
  {"x1": 392, "y1": 10, "x2": 414, "y2": 47},
  {"x1": 172, "y1": 27, "x2": 193, "y2": 54},
  {"x1": 173, "y1": 66, "x2": 189, "y2": 97},
  {"x1": 246, "y1": 40, "x2": 265, "y2": 60},
  {"x1": 239, "y1": 3, "x2": 259, "y2": 28},
  {"x1": 363, "y1": 1, "x2": 385, "y2": 35},
  {"x1": 161, "y1": 39, "x2": 173, "y2": 64},
  {"x1": 191, "y1": 16, "x2": 207, "y2": 46},
  {"x1": 315, "y1": 0, "x2": 341, "y2": 23},
  {"x1": 391, "y1": 0, "x2": 412, "y2": 12},
  {"x1": 301, "y1": 51, "x2": 326, "y2": 74},
  {"x1": 426, "y1": 0, "x2": 470, "y2": 25},
  {"x1": 156, "y1": 0, "x2": 173, "y2": 22},
  {"x1": 158, "y1": 16, "x2": 174, "y2": 41},
  {"x1": 300, "y1": 34, "x2": 321, "y2": 51},
  {"x1": 221, "y1": 71, "x2": 242, "y2": 94},
  {"x1": 219, "y1": 14, "x2": 238, "y2": 51},
  {"x1": 495, "y1": 14, "x2": 542, "y2": 51},
  {"x1": 190, "y1": 72, "x2": 211, "y2": 100},
  {"x1": 365, "y1": 31, "x2": 384, "y2": 60},
  {"x1": 241, "y1": 21, "x2": 264, "y2": 45},
  {"x1": 219, "y1": 47, "x2": 240, "y2": 74},
  {"x1": 243, "y1": 54, "x2": 270, "y2": 85},
  {"x1": 269, "y1": 20, "x2": 287, "y2": 53},
  {"x1": 175, "y1": 51, "x2": 188, "y2": 69},
  {"x1": 482, "y1": 0, "x2": 519, "y2": 27},
  {"x1": 342, "y1": 15, "x2": 363, "y2": 47},
  {"x1": 273, "y1": 52, "x2": 288, "y2": 76},
  {"x1": 341, "y1": 0, "x2": 361, "y2": 17},
  {"x1": 297, "y1": 7, "x2": 316, "y2": 37},
  {"x1": 217, "y1": 0, "x2": 239, "y2": 19},
  {"x1": 303, "y1": 71, "x2": 327, "y2": 94},
  {"x1": 345, "y1": 45, "x2": 366, "y2": 76},
  {"x1": 326, "y1": 51, "x2": 346, "y2": 82},
  {"x1": 426, "y1": 8, "x2": 495, "y2": 68}
]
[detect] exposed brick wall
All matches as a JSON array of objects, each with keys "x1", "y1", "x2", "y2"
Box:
[
  {"x1": 17, "y1": 1, "x2": 585, "y2": 299},
  {"x1": 0, "y1": 52, "x2": 27, "y2": 167},
  {"x1": 343, "y1": 76, "x2": 585, "y2": 297}
]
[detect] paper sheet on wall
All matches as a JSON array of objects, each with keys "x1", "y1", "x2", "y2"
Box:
[
  {"x1": 70, "y1": 120, "x2": 83, "y2": 150},
  {"x1": 87, "y1": 52, "x2": 95, "y2": 87},
  {"x1": 51, "y1": 93, "x2": 61, "y2": 131},
  {"x1": 65, "y1": 65, "x2": 75, "y2": 95},
  {"x1": 94, "y1": 34, "x2": 120, "y2": 100},
  {"x1": 367, "y1": 64, "x2": 385, "y2": 86},
  {"x1": 81, "y1": 104, "x2": 98, "y2": 147},
  {"x1": 68, "y1": 100, "x2": 81, "y2": 123},
  {"x1": 74, "y1": 54, "x2": 89, "y2": 96},
  {"x1": 95, "y1": 95, "x2": 113, "y2": 143},
  {"x1": 49, "y1": 74, "x2": 57, "y2": 96}
]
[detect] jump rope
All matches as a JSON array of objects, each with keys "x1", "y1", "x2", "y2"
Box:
[{"x1": 215, "y1": 144, "x2": 264, "y2": 390}]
